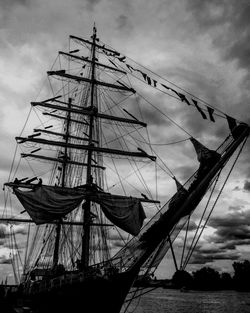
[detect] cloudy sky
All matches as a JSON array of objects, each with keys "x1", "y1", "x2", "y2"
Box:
[{"x1": 0, "y1": 0, "x2": 250, "y2": 281}]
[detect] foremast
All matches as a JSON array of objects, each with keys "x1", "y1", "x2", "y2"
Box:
[{"x1": 52, "y1": 97, "x2": 72, "y2": 269}]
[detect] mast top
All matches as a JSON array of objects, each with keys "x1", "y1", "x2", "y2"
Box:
[{"x1": 93, "y1": 23, "x2": 97, "y2": 37}]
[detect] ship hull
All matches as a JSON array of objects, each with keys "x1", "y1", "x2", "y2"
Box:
[{"x1": 10, "y1": 268, "x2": 139, "y2": 313}]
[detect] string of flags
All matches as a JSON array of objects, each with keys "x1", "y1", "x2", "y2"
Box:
[{"x1": 100, "y1": 47, "x2": 240, "y2": 129}]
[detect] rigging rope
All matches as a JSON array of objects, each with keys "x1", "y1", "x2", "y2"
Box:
[
  {"x1": 100, "y1": 39, "x2": 244, "y2": 124},
  {"x1": 137, "y1": 91, "x2": 193, "y2": 137},
  {"x1": 182, "y1": 172, "x2": 221, "y2": 269},
  {"x1": 180, "y1": 215, "x2": 190, "y2": 270},
  {"x1": 134, "y1": 137, "x2": 190, "y2": 146}
]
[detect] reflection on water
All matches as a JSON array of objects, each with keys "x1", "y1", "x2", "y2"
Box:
[{"x1": 127, "y1": 288, "x2": 250, "y2": 313}]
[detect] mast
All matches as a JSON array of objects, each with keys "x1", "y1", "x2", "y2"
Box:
[
  {"x1": 81, "y1": 26, "x2": 97, "y2": 268},
  {"x1": 52, "y1": 97, "x2": 72, "y2": 269}
]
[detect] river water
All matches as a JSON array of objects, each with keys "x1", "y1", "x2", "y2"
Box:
[{"x1": 126, "y1": 288, "x2": 250, "y2": 313}]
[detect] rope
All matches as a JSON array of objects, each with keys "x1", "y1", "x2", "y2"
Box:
[
  {"x1": 138, "y1": 91, "x2": 193, "y2": 137},
  {"x1": 180, "y1": 215, "x2": 190, "y2": 270},
  {"x1": 100, "y1": 39, "x2": 246, "y2": 124},
  {"x1": 183, "y1": 172, "x2": 221, "y2": 268},
  {"x1": 135, "y1": 137, "x2": 190, "y2": 146}
]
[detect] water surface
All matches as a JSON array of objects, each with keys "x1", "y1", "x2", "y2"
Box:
[{"x1": 127, "y1": 288, "x2": 250, "y2": 313}]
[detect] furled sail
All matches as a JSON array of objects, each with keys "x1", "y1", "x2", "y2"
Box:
[
  {"x1": 88, "y1": 192, "x2": 146, "y2": 236},
  {"x1": 14, "y1": 185, "x2": 85, "y2": 224},
  {"x1": 190, "y1": 137, "x2": 221, "y2": 180},
  {"x1": 190, "y1": 138, "x2": 220, "y2": 164},
  {"x1": 169, "y1": 177, "x2": 188, "y2": 217}
]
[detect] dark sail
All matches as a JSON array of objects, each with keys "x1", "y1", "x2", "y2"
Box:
[
  {"x1": 190, "y1": 137, "x2": 221, "y2": 182},
  {"x1": 14, "y1": 185, "x2": 85, "y2": 224},
  {"x1": 13, "y1": 184, "x2": 145, "y2": 235},
  {"x1": 89, "y1": 192, "x2": 146, "y2": 235}
]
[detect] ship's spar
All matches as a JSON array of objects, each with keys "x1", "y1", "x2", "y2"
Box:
[{"x1": 2, "y1": 26, "x2": 250, "y2": 313}]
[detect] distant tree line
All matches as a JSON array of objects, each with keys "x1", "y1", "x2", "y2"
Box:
[{"x1": 172, "y1": 260, "x2": 250, "y2": 291}]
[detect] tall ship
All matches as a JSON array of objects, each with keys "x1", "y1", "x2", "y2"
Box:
[{"x1": 2, "y1": 26, "x2": 249, "y2": 313}]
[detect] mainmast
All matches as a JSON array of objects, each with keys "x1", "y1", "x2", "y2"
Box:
[{"x1": 81, "y1": 25, "x2": 97, "y2": 268}]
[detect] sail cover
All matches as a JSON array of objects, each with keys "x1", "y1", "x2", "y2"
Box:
[
  {"x1": 89, "y1": 192, "x2": 146, "y2": 236},
  {"x1": 14, "y1": 185, "x2": 85, "y2": 224}
]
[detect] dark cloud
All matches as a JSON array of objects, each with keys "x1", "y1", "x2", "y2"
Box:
[
  {"x1": 0, "y1": 0, "x2": 31, "y2": 31},
  {"x1": 233, "y1": 186, "x2": 240, "y2": 191},
  {"x1": 140, "y1": 106, "x2": 167, "y2": 127},
  {"x1": 189, "y1": 249, "x2": 240, "y2": 264},
  {"x1": 187, "y1": 0, "x2": 250, "y2": 78},
  {"x1": 209, "y1": 210, "x2": 250, "y2": 229},
  {"x1": 0, "y1": 0, "x2": 29, "y2": 10},
  {"x1": 128, "y1": 94, "x2": 168, "y2": 127},
  {"x1": 189, "y1": 240, "x2": 241, "y2": 265},
  {"x1": 188, "y1": 209, "x2": 250, "y2": 265},
  {"x1": 85, "y1": 0, "x2": 102, "y2": 11},
  {"x1": 220, "y1": 239, "x2": 250, "y2": 250},
  {"x1": 0, "y1": 256, "x2": 12, "y2": 265},
  {"x1": 243, "y1": 180, "x2": 250, "y2": 192},
  {"x1": 228, "y1": 205, "x2": 243, "y2": 212},
  {"x1": 208, "y1": 210, "x2": 250, "y2": 245},
  {"x1": 116, "y1": 15, "x2": 129, "y2": 30},
  {"x1": 175, "y1": 220, "x2": 198, "y2": 232},
  {"x1": 187, "y1": 220, "x2": 198, "y2": 232}
]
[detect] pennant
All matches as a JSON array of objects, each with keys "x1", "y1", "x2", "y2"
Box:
[
  {"x1": 118, "y1": 56, "x2": 126, "y2": 62},
  {"x1": 103, "y1": 46, "x2": 120, "y2": 57},
  {"x1": 126, "y1": 64, "x2": 135, "y2": 72},
  {"x1": 178, "y1": 93, "x2": 191, "y2": 105},
  {"x1": 140, "y1": 71, "x2": 147, "y2": 81},
  {"x1": 147, "y1": 76, "x2": 152, "y2": 85},
  {"x1": 226, "y1": 114, "x2": 237, "y2": 132},
  {"x1": 102, "y1": 49, "x2": 108, "y2": 56},
  {"x1": 169, "y1": 88, "x2": 180, "y2": 97},
  {"x1": 102, "y1": 49, "x2": 115, "y2": 57},
  {"x1": 192, "y1": 99, "x2": 207, "y2": 120},
  {"x1": 153, "y1": 79, "x2": 157, "y2": 87},
  {"x1": 161, "y1": 83, "x2": 170, "y2": 90},
  {"x1": 207, "y1": 107, "x2": 215, "y2": 122}
]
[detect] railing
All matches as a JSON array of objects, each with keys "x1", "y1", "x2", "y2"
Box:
[{"x1": 24, "y1": 269, "x2": 105, "y2": 295}]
